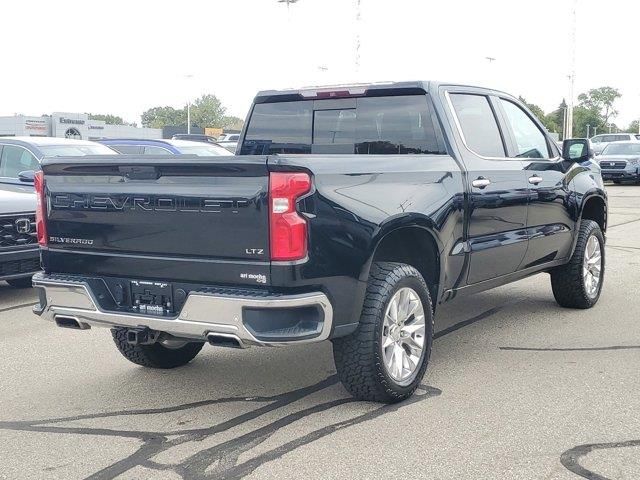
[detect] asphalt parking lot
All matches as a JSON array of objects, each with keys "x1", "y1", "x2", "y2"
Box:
[{"x1": 0, "y1": 184, "x2": 638, "y2": 480}]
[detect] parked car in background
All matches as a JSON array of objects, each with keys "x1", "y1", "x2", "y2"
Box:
[
  {"x1": 216, "y1": 133, "x2": 240, "y2": 153},
  {"x1": 0, "y1": 137, "x2": 115, "y2": 288},
  {"x1": 217, "y1": 133, "x2": 240, "y2": 142},
  {"x1": 0, "y1": 137, "x2": 116, "y2": 184},
  {"x1": 171, "y1": 134, "x2": 219, "y2": 144},
  {"x1": 590, "y1": 133, "x2": 639, "y2": 155},
  {"x1": 0, "y1": 182, "x2": 37, "y2": 288},
  {"x1": 98, "y1": 138, "x2": 230, "y2": 156},
  {"x1": 597, "y1": 141, "x2": 640, "y2": 184}
]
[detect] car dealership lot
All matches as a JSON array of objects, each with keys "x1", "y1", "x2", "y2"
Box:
[{"x1": 0, "y1": 184, "x2": 638, "y2": 480}]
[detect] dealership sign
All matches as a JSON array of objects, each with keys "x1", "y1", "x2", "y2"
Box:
[{"x1": 59, "y1": 117, "x2": 85, "y2": 125}]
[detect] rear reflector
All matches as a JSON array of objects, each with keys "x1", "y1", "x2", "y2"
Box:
[
  {"x1": 34, "y1": 170, "x2": 48, "y2": 246},
  {"x1": 269, "y1": 172, "x2": 311, "y2": 261}
]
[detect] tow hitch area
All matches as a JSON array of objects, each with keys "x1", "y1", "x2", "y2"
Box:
[
  {"x1": 125, "y1": 327, "x2": 158, "y2": 346},
  {"x1": 131, "y1": 280, "x2": 173, "y2": 315}
]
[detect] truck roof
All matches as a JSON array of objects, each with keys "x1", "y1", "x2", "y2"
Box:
[{"x1": 254, "y1": 80, "x2": 512, "y2": 102}]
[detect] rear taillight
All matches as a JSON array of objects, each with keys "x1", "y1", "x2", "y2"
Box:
[
  {"x1": 269, "y1": 172, "x2": 311, "y2": 261},
  {"x1": 34, "y1": 170, "x2": 48, "y2": 246}
]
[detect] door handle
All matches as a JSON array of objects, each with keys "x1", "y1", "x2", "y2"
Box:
[
  {"x1": 528, "y1": 175, "x2": 543, "y2": 185},
  {"x1": 471, "y1": 177, "x2": 491, "y2": 189}
]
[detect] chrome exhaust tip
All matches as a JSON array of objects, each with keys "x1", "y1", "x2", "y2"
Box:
[
  {"x1": 207, "y1": 332, "x2": 245, "y2": 349},
  {"x1": 55, "y1": 315, "x2": 90, "y2": 330}
]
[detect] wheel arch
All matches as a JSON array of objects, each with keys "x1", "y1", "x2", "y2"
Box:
[
  {"x1": 363, "y1": 217, "x2": 444, "y2": 305},
  {"x1": 580, "y1": 193, "x2": 607, "y2": 233},
  {"x1": 570, "y1": 191, "x2": 607, "y2": 257}
]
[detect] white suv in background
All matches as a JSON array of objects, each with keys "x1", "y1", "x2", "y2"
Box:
[
  {"x1": 590, "y1": 133, "x2": 639, "y2": 155},
  {"x1": 217, "y1": 133, "x2": 240, "y2": 153}
]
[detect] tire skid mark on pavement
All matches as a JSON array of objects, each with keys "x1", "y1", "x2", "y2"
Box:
[
  {"x1": 560, "y1": 439, "x2": 640, "y2": 480},
  {"x1": 0, "y1": 302, "x2": 35, "y2": 314},
  {"x1": 608, "y1": 217, "x2": 640, "y2": 228},
  {"x1": 0, "y1": 373, "x2": 441, "y2": 480},
  {"x1": 434, "y1": 302, "x2": 514, "y2": 339},
  {"x1": 499, "y1": 345, "x2": 640, "y2": 352},
  {"x1": 1, "y1": 299, "x2": 515, "y2": 479},
  {"x1": 607, "y1": 244, "x2": 640, "y2": 253}
]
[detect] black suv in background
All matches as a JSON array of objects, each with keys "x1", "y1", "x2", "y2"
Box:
[{"x1": 32, "y1": 82, "x2": 606, "y2": 402}]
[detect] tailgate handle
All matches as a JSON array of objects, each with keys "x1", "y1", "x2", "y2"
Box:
[{"x1": 119, "y1": 166, "x2": 159, "y2": 180}]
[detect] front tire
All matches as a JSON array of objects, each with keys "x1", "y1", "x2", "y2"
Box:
[
  {"x1": 111, "y1": 328, "x2": 204, "y2": 369},
  {"x1": 332, "y1": 262, "x2": 434, "y2": 403},
  {"x1": 550, "y1": 220, "x2": 604, "y2": 309}
]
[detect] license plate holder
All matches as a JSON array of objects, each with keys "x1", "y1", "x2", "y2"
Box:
[{"x1": 130, "y1": 280, "x2": 173, "y2": 315}]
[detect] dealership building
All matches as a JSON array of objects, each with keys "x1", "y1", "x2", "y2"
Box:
[{"x1": 0, "y1": 113, "x2": 162, "y2": 140}]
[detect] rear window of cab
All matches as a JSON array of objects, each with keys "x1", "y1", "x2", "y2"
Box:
[{"x1": 240, "y1": 95, "x2": 446, "y2": 155}]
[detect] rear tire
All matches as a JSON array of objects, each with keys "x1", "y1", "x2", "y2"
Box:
[
  {"x1": 6, "y1": 277, "x2": 32, "y2": 289},
  {"x1": 332, "y1": 262, "x2": 434, "y2": 403},
  {"x1": 111, "y1": 328, "x2": 204, "y2": 369},
  {"x1": 550, "y1": 220, "x2": 604, "y2": 309}
]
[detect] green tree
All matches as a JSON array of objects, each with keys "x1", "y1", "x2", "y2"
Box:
[
  {"x1": 222, "y1": 115, "x2": 244, "y2": 130},
  {"x1": 141, "y1": 106, "x2": 186, "y2": 128},
  {"x1": 547, "y1": 100, "x2": 568, "y2": 140},
  {"x1": 88, "y1": 113, "x2": 135, "y2": 126},
  {"x1": 190, "y1": 94, "x2": 227, "y2": 128},
  {"x1": 577, "y1": 86, "x2": 621, "y2": 129},
  {"x1": 518, "y1": 97, "x2": 559, "y2": 133},
  {"x1": 624, "y1": 120, "x2": 639, "y2": 134},
  {"x1": 141, "y1": 95, "x2": 237, "y2": 129},
  {"x1": 572, "y1": 106, "x2": 603, "y2": 138}
]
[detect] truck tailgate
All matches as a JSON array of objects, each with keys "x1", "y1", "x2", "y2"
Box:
[{"x1": 41, "y1": 156, "x2": 271, "y2": 286}]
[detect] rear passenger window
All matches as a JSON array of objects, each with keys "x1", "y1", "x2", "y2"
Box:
[
  {"x1": 243, "y1": 101, "x2": 313, "y2": 155},
  {"x1": 313, "y1": 109, "x2": 356, "y2": 151},
  {"x1": 499, "y1": 99, "x2": 550, "y2": 159},
  {"x1": 354, "y1": 96, "x2": 442, "y2": 154},
  {"x1": 241, "y1": 95, "x2": 445, "y2": 155},
  {"x1": 450, "y1": 94, "x2": 505, "y2": 157}
]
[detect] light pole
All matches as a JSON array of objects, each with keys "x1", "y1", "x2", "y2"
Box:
[
  {"x1": 565, "y1": 0, "x2": 578, "y2": 139},
  {"x1": 586, "y1": 124, "x2": 590, "y2": 138},
  {"x1": 184, "y1": 74, "x2": 194, "y2": 134},
  {"x1": 355, "y1": 0, "x2": 361, "y2": 73}
]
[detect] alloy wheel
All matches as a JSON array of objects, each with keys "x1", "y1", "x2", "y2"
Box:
[{"x1": 381, "y1": 287, "x2": 426, "y2": 384}]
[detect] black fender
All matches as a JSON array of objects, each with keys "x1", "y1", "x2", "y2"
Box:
[{"x1": 359, "y1": 213, "x2": 446, "y2": 300}]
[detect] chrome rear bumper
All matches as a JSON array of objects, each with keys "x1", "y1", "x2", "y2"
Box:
[{"x1": 32, "y1": 272, "x2": 333, "y2": 347}]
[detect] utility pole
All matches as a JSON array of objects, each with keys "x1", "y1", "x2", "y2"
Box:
[
  {"x1": 565, "y1": 0, "x2": 578, "y2": 139},
  {"x1": 586, "y1": 124, "x2": 590, "y2": 138},
  {"x1": 278, "y1": 0, "x2": 299, "y2": 22},
  {"x1": 184, "y1": 74, "x2": 194, "y2": 134},
  {"x1": 355, "y1": 0, "x2": 361, "y2": 73}
]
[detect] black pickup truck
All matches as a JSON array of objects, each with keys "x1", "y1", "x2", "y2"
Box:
[{"x1": 32, "y1": 81, "x2": 607, "y2": 403}]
